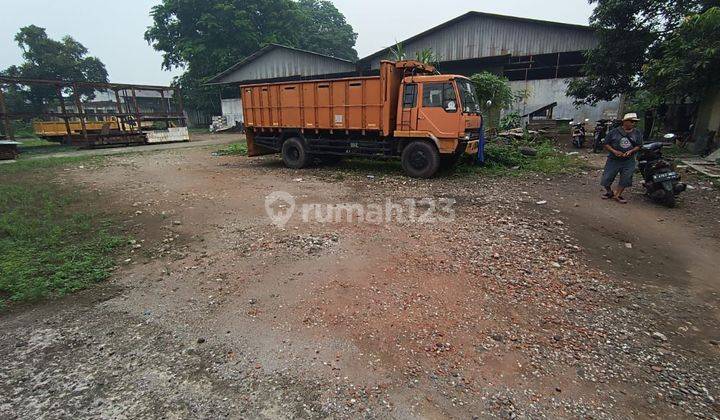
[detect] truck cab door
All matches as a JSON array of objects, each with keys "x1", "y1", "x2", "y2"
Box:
[
  {"x1": 397, "y1": 83, "x2": 418, "y2": 131},
  {"x1": 416, "y1": 82, "x2": 460, "y2": 139}
]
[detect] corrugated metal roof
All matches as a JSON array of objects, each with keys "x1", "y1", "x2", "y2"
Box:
[
  {"x1": 206, "y1": 44, "x2": 356, "y2": 85},
  {"x1": 359, "y1": 11, "x2": 597, "y2": 68}
]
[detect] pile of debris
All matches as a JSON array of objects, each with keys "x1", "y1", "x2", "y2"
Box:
[
  {"x1": 497, "y1": 127, "x2": 544, "y2": 140},
  {"x1": 682, "y1": 148, "x2": 720, "y2": 178}
]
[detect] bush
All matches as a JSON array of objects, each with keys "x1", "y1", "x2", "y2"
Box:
[
  {"x1": 499, "y1": 112, "x2": 521, "y2": 131},
  {"x1": 458, "y1": 138, "x2": 583, "y2": 176},
  {"x1": 214, "y1": 142, "x2": 248, "y2": 156},
  {"x1": 485, "y1": 142, "x2": 525, "y2": 167}
]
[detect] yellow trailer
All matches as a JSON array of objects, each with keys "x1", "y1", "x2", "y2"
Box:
[
  {"x1": 33, "y1": 119, "x2": 121, "y2": 138},
  {"x1": 33, "y1": 118, "x2": 157, "y2": 139}
]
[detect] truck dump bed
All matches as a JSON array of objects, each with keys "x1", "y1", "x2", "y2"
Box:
[
  {"x1": 241, "y1": 75, "x2": 388, "y2": 133},
  {"x1": 240, "y1": 61, "x2": 433, "y2": 137}
]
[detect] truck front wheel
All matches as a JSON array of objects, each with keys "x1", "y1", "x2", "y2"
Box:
[
  {"x1": 401, "y1": 141, "x2": 440, "y2": 178},
  {"x1": 281, "y1": 137, "x2": 310, "y2": 169}
]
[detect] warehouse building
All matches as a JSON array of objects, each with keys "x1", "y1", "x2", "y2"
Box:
[
  {"x1": 358, "y1": 11, "x2": 620, "y2": 122},
  {"x1": 206, "y1": 44, "x2": 356, "y2": 130},
  {"x1": 208, "y1": 12, "x2": 621, "y2": 128}
]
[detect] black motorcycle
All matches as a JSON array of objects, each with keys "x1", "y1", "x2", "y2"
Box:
[
  {"x1": 637, "y1": 134, "x2": 687, "y2": 207},
  {"x1": 570, "y1": 119, "x2": 589, "y2": 148},
  {"x1": 592, "y1": 119, "x2": 620, "y2": 153}
]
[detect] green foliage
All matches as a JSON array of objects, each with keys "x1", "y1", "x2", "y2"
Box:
[
  {"x1": 1, "y1": 25, "x2": 108, "y2": 114},
  {"x1": 456, "y1": 140, "x2": 583, "y2": 177},
  {"x1": 214, "y1": 142, "x2": 248, "y2": 156},
  {"x1": 414, "y1": 48, "x2": 440, "y2": 66},
  {"x1": 389, "y1": 41, "x2": 405, "y2": 61},
  {"x1": 0, "y1": 177, "x2": 125, "y2": 306},
  {"x1": 145, "y1": 0, "x2": 358, "y2": 114},
  {"x1": 469, "y1": 72, "x2": 516, "y2": 128},
  {"x1": 568, "y1": 0, "x2": 718, "y2": 105},
  {"x1": 626, "y1": 89, "x2": 664, "y2": 116},
  {"x1": 644, "y1": 7, "x2": 720, "y2": 101},
  {"x1": 499, "y1": 112, "x2": 521, "y2": 131}
]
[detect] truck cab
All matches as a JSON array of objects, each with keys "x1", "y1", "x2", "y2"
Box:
[{"x1": 394, "y1": 74, "x2": 482, "y2": 171}]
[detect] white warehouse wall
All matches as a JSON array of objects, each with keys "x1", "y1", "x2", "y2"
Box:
[
  {"x1": 221, "y1": 98, "x2": 244, "y2": 126},
  {"x1": 508, "y1": 78, "x2": 621, "y2": 123}
]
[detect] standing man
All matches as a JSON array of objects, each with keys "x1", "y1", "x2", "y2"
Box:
[{"x1": 600, "y1": 113, "x2": 643, "y2": 204}]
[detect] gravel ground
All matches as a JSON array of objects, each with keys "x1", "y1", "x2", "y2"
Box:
[{"x1": 1, "y1": 142, "x2": 719, "y2": 419}]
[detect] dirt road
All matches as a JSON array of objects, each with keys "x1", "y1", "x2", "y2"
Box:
[{"x1": 1, "y1": 137, "x2": 719, "y2": 418}]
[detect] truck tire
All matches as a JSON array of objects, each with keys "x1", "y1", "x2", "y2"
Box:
[
  {"x1": 401, "y1": 141, "x2": 440, "y2": 178},
  {"x1": 281, "y1": 137, "x2": 310, "y2": 169}
]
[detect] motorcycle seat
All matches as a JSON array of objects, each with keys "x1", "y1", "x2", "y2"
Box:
[{"x1": 642, "y1": 142, "x2": 663, "y2": 151}]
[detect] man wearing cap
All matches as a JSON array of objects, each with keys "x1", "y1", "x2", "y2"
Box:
[{"x1": 600, "y1": 113, "x2": 643, "y2": 204}]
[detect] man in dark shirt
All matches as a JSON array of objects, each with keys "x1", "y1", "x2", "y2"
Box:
[{"x1": 600, "y1": 113, "x2": 643, "y2": 204}]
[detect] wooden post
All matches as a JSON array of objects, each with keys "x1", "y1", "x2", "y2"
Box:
[
  {"x1": 160, "y1": 89, "x2": 169, "y2": 129},
  {"x1": 56, "y1": 85, "x2": 73, "y2": 145},
  {"x1": 175, "y1": 87, "x2": 186, "y2": 127},
  {"x1": 130, "y1": 88, "x2": 141, "y2": 132},
  {"x1": 0, "y1": 84, "x2": 15, "y2": 140},
  {"x1": 113, "y1": 88, "x2": 124, "y2": 131},
  {"x1": 72, "y1": 83, "x2": 88, "y2": 141}
]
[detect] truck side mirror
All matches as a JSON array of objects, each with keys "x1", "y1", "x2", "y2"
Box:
[{"x1": 486, "y1": 100, "x2": 493, "y2": 108}]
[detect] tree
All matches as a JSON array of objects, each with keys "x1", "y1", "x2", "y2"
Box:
[
  {"x1": 568, "y1": 0, "x2": 719, "y2": 105},
  {"x1": 644, "y1": 7, "x2": 720, "y2": 102},
  {"x1": 295, "y1": 0, "x2": 358, "y2": 61},
  {"x1": 1, "y1": 25, "x2": 108, "y2": 113},
  {"x1": 145, "y1": 0, "x2": 358, "y2": 114},
  {"x1": 470, "y1": 72, "x2": 516, "y2": 128}
]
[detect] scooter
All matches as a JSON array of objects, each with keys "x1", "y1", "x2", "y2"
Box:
[
  {"x1": 570, "y1": 119, "x2": 589, "y2": 148},
  {"x1": 637, "y1": 133, "x2": 687, "y2": 208},
  {"x1": 592, "y1": 119, "x2": 620, "y2": 153}
]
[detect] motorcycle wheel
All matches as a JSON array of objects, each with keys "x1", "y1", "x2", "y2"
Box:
[
  {"x1": 663, "y1": 192, "x2": 676, "y2": 208},
  {"x1": 593, "y1": 138, "x2": 603, "y2": 153}
]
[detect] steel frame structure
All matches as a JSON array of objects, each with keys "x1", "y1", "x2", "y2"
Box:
[{"x1": 0, "y1": 77, "x2": 186, "y2": 144}]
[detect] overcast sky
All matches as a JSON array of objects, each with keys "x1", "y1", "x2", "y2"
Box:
[{"x1": 1, "y1": 0, "x2": 594, "y2": 85}]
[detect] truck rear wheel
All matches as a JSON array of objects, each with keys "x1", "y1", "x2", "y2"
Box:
[
  {"x1": 281, "y1": 137, "x2": 310, "y2": 169},
  {"x1": 401, "y1": 141, "x2": 440, "y2": 178}
]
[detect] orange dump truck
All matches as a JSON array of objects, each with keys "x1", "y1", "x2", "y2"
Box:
[{"x1": 240, "y1": 60, "x2": 482, "y2": 177}]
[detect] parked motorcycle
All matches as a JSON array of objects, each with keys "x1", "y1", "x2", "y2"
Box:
[
  {"x1": 592, "y1": 119, "x2": 620, "y2": 153},
  {"x1": 570, "y1": 119, "x2": 589, "y2": 148},
  {"x1": 637, "y1": 133, "x2": 687, "y2": 207}
]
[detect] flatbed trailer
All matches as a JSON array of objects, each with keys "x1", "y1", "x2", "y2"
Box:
[{"x1": 240, "y1": 60, "x2": 483, "y2": 177}]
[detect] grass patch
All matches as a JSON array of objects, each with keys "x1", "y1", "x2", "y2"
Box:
[
  {"x1": 454, "y1": 139, "x2": 584, "y2": 177},
  {"x1": 0, "y1": 155, "x2": 104, "y2": 176},
  {"x1": 188, "y1": 127, "x2": 210, "y2": 135},
  {"x1": 16, "y1": 137, "x2": 73, "y2": 157},
  {"x1": 0, "y1": 160, "x2": 125, "y2": 307},
  {"x1": 310, "y1": 139, "x2": 581, "y2": 179},
  {"x1": 214, "y1": 141, "x2": 248, "y2": 156}
]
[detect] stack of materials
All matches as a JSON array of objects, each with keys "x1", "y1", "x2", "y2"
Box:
[
  {"x1": 145, "y1": 127, "x2": 190, "y2": 144},
  {"x1": 0, "y1": 140, "x2": 20, "y2": 160}
]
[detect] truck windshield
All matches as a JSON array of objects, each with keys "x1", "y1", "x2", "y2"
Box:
[{"x1": 457, "y1": 79, "x2": 480, "y2": 114}]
